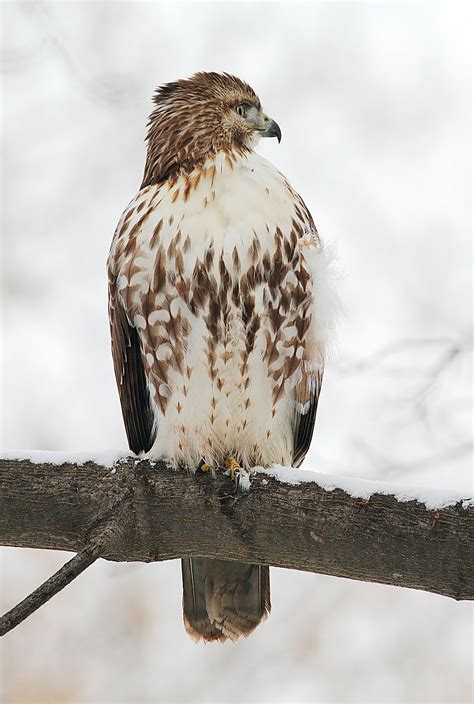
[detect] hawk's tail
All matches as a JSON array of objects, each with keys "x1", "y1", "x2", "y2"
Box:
[{"x1": 181, "y1": 558, "x2": 270, "y2": 642}]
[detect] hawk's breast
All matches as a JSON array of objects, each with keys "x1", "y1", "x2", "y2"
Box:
[{"x1": 109, "y1": 150, "x2": 327, "y2": 468}]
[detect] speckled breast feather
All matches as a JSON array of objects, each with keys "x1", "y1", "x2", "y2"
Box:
[{"x1": 108, "y1": 149, "x2": 335, "y2": 469}]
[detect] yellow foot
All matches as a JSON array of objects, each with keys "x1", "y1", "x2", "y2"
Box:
[
  {"x1": 224, "y1": 457, "x2": 241, "y2": 480},
  {"x1": 223, "y1": 457, "x2": 250, "y2": 494},
  {"x1": 197, "y1": 460, "x2": 212, "y2": 474}
]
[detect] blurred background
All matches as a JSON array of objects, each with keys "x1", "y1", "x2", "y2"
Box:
[{"x1": 1, "y1": 2, "x2": 472, "y2": 702}]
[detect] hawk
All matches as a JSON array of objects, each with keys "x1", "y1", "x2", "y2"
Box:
[{"x1": 108, "y1": 72, "x2": 336, "y2": 642}]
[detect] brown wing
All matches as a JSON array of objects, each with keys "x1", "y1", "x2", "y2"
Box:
[
  {"x1": 109, "y1": 279, "x2": 155, "y2": 454},
  {"x1": 293, "y1": 368, "x2": 323, "y2": 468}
]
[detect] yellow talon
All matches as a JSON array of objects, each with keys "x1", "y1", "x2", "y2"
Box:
[
  {"x1": 225, "y1": 457, "x2": 241, "y2": 478},
  {"x1": 200, "y1": 463, "x2": 211, "y2": 473}
]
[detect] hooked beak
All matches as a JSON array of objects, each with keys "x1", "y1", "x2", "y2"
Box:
[{"x1": 260, "y1": 116, "x2": 282, "y2": 143}]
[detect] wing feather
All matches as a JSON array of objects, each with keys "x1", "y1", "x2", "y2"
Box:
[
  {"x1": 290, "y1": 191, "x2": 327, "y2": 467},
  {"x1": 109, "y1": 279, "x2": 156, "y2": 454},
  {"x1": 292, "y1": 368, "x2": 323, "y2": 467}
]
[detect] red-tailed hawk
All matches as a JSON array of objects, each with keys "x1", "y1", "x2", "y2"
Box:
[{"x1": 108, "y1": 72, "x2": 336, "y2": 642}]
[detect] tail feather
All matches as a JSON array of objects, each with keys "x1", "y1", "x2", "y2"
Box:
[{"x1": 181, "y1": 558, "x2": 270, "y2": 642}]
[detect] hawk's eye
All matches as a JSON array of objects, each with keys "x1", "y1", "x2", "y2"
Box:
[{"x1": 235, "y1": 102, "x2": 251, "y2": 118}]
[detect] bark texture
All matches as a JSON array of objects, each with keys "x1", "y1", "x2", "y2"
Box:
[{"x1": 1, "y1": 457, "x2": 472, "y2": 601}]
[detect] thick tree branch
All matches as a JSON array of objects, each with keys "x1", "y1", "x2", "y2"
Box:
[{"x1": 1, "y1": 456, "x2": 472, "y2": 634}]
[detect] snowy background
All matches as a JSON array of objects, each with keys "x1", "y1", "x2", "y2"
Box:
[{"x1": 1, "y1": 2, "x2": 472, "y2": 702}]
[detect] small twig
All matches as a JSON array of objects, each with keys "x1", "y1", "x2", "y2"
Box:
[
  {"x1": 0, "y1": 500, "x2": 128, "y2": 637},
  {"x1": 0, "y1": 543, "x2": 100, "y2": 636}
]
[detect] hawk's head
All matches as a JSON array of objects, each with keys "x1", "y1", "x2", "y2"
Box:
[{"x1": 142, "y1": 72, "x2": 281, "y2": 188}]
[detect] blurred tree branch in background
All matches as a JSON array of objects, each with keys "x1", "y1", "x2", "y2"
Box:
[
  {"x1": 2, "y1": 2, "x2": 138, "y2": 105},
  {"x1": 334, "y1": 335, "x2": 473, "y2": 409},
  {"x1": 332, "y1": 335, "x2": 473, "y2": 480},
  {"x1": 1, "y1": 457, "x2": 472, "y2": 635}
]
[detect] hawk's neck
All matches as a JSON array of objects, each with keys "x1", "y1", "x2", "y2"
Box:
[{"x1": 141, "y1": 141, "x2": 253, "y2": 190}]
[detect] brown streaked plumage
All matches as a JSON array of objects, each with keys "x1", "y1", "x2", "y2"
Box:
[
  {"x1": 142, "y1": 72, "x2": 261, "y2": 188},
  {"x1": 108, "y1": 72, "x2": 337, "y2": 642}
]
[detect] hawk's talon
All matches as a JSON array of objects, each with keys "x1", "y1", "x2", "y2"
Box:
[
  {"x1": 225, "y1": 457, "x2": 241, "y2": 478},
  {"x1": 224, "y1": 457, "x2": 242, "y2": 491},
  {"x1": 197, "y1": 460, "x2": 212, "y2": 475}
]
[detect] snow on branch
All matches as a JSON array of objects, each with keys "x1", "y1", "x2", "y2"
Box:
[{"x1": 1, "y1": 453, "x2": 473, "y2": 635}]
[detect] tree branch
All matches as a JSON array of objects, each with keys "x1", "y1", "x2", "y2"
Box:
[
  {"x1": 0, "y1": 484, "x2": 128, "y2": 636},
  {"x1": 0, "y1": 545, "x2": 98, "y2": 636},
  {"x1": 1, "y1": 455, "x2": 472, "y2": 635}
]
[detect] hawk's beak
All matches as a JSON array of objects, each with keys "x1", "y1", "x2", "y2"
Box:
[{"x1": 260, "y1": 116, "x2": 282, "y2": 143}]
